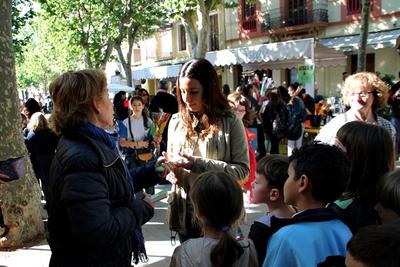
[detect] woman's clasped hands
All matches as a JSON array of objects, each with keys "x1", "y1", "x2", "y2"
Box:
[{"x1": 157, "y1": 151, "x2": 194, "y2": 185}]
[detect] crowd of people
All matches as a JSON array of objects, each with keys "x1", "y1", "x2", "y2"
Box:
[{"x1": 14, "y1": 58, "x2": 400, "y2": 267}]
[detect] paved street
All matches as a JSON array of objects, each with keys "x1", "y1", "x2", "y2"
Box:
[{"x1": 0, "y1": 185, "x2": 266, "y2": 267}]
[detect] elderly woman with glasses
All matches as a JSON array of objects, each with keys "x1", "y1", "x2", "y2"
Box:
[{"x1": 315, "y1": 72, "x2": 395, "y2": 145}]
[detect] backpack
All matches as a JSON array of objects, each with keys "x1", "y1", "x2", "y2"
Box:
[
  {"x1": 287, "y1": 104, "x2": 303, "y2": 140},
  {"x1": 287, "y1": 97, "x2": 306, "y2": 140},
  {"x1": 271, "y1": 107, "x2": 288, "y2": 139}
]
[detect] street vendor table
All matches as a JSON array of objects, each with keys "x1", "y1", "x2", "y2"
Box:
[{"x1": 303, "y1": 126, "x2": 322, "y2": 144}]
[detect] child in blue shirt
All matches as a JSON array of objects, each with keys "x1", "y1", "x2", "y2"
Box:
[
  {"x1": 248, "y1": 154, "x2": 295, "y2": 265},
  {"x1": 263, "y1": 142, "x2": 352, "y2": 267}
]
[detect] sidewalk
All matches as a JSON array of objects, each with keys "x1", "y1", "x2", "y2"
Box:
[{"x1": 0, "y1": 185, "x2": 266, "y2": 267}]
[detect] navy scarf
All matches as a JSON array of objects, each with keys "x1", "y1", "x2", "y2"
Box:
[
  {"x1": 77, "y1": 123, "x2": 135, "y2": 191},
  {"x1": 77, "y1": 123, "x2": 147, "y2": 263},
  {"x1": 77, "y1": 122, "x2": 114, "y2": 149}
]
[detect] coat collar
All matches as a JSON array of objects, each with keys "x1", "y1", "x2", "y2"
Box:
[{"x1": 63, "y1": 129, "x2": 119, "y2": 167}]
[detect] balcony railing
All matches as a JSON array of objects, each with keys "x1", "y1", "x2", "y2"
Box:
[{"x1": 261, "y1": 1, "x2": 328, "y2": 31}]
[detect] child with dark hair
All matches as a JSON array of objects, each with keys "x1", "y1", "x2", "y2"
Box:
[
  {"x1": 170, "y1": 171, "x2": 258, "y2": 267},
  {"x1": 333, "y1": 121, "x2": 395, "y2": 233},
  {"x1": 346, "y1": 222, "x2": 400, "y2": 267},
  {"x1": 248, "y1": 154, "x2": 295, "y2": 265},
  {"x1": 375, "y1": 169, "x2": 400, "y2": 224},
  {"x1": 228, "y1": 92, "x2": 257, "y2": 200},
  {"x1": 23, "y1": 98, "x2": 41, "y2": 119},
  {"x1": 263, "y1": 142, "x2": 352, "y2": 267}
]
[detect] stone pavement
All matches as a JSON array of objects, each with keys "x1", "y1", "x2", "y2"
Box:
[{"x1": 0, "y1": 184, "x2": 266, "y2": 267}]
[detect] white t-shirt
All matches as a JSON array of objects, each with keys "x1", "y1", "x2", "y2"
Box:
[
  {"x1": 122, "y1": 116, "x2": 153, "y2": 141},
  {"x1": 170, "y1": 237, "x2": 258, "y2": 267}
]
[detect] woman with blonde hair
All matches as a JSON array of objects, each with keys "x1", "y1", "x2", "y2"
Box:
[
  {"x1": 25, "y1": 112, "x2": 58, "y2": 202},
  {"x1": 316, "y1": 72, "x2": 395, "y2": 145}
]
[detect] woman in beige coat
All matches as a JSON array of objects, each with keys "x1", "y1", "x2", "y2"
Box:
[{"x1": 162, "y1": 58, "x2": 250, "y2": 242}]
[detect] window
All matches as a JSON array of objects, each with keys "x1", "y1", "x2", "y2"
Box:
[
  {"x1": 347, "y1": 0, "x2": 374, "y2": 15},
  {"x1": 243, "y1": 1, "x2": 256, "y2": 18},
  {"x1": 160, "y1": 30, "x2": 172, "y2": 57},
  {"x1": 178, "y1": 25, "x2": 187, "y2": 51},
  {"x1": 350, "y1": 53, "x2": 375, "y2": 74},
  {"x1": 142, "y1": 37, "x2": 157, "y2": 60},
  {"x1": 287, "y1": 0, "x2": 307, "y2": 26},
  {"x1": 209, "y1": 14, "x2": 219, "y2": 51},
  {"x1": 242, "y1": 0, "x2": 257, "y2": 31},
  {"x1": 133, "y1": 48, "x2": 141, "y2": 64}
]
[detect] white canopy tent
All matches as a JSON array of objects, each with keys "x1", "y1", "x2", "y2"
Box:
[
  {"x1": 107, "y1": 84, "x2": 134, "y2": 99},
  {"x1": 319, "y1": 28, "x2": 400, "y2": 53},
  {"x1": 132, "y1": 64, "x2": 182, "y2": 80},
  {"x1": 108, "y1": 83, "x2": 134, "y2": 93},
  {"x1": 205, "y1": 38, "x2": 346, "y2": 96},
  {"x1": 205, "y1": 38, "x2": 347, "y2": 69}
]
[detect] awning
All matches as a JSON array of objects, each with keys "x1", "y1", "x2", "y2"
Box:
[
  {"x1": 205, "y1": 38, "x2": 346, "y2": 69},
  {"x1": 320, "y1": 28, "x2": 400, "y2": 53},
  {"x1": 132, "y1": 64, "x2": 182, "y2": 80},
  {"x1": 107, "y1": 83, "x2": 134, "y2": 93}
]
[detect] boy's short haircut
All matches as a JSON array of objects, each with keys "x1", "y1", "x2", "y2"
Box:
[
  {"x1": 256, "y1": 154, "x2": 289, "y2": 192},
  {"x1": 376, "y1": 169, "x2": 400, "y2": 216},
  {"x1": 289, "y1": 142, "x2": 350, "y2": 204},
  {"x1": 347, "y1": 222, "x2": 400, "y2": 267}
]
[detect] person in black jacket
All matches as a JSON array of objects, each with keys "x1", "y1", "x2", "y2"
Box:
[
  {"x1": 25, "y1": 112, "x2": 58, "y2": 202},
  {"x1": 47, "y1": 69, "x2": 154, "y2": 267},
  {"x1": 149, "y1": 80, "x2": 178, "y2": 153}
]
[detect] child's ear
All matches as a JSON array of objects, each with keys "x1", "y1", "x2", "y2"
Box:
[
  {"x1": 269, "y1": 189, "x2": 280, "y2": 201},
  {"x1": 298, "y1": 175, "x2": 309, "y2": 193}
]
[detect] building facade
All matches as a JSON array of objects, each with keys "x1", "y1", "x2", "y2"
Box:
[{"x1": 133, "y1": 0, "x2": 400, "y2": 97}]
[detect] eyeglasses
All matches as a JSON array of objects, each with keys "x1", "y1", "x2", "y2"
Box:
[
  {"x1": 350, "y1": 91, "x2": 374, "y2": 97},
  {"x1": 233, "y1": 108, "x2": 246, "y2": 113}
]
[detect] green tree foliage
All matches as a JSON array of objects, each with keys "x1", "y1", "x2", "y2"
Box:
[
  {"x1": 12, "y1": 0, "x2": 35, "y2": 60},
  {"x1": 16, "y1": 13, "x2": 82, "y2": 92},
  {"x1": 39, "y1": 0, "x2": 118, "y2": 68},
  {"x1": 110, "y1": 0, "x2": 168, "y2": 86}
]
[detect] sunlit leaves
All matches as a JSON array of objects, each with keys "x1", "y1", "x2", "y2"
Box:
[
  {"x1": 38, "y1": 0, "x2": 118, "y2": 68},
  {"x1": 12, "y1": 0, "x2": 35, "y2": 59},
  {"x1": 16, "y1": 14, "x2": 82, "y2": 91}
]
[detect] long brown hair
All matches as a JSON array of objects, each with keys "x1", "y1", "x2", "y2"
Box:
[
  {"x1": 190, "y1": 171, "x2": 245, "y2": 267},
  {"x1": 336, "y1": 121, "x2": 395, "y2": 207},
  {"x1": 176, "y1": 58, "x2": 231, "y2": 139},
  {"x1": 129, "y1": 95, "x2": 150, "y2": 129}
]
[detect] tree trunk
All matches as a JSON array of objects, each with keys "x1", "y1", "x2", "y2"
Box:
[
  {"x1": 115, "y1": 25, "x2": 136, "y2": 88},
  {"x1": 99, "y1": 39, "x2": 115, "y2": 71},
  {"x1": 194, "y1": 0, "x2": 211, "y2": 58},
  {"x1": 0, "y1": 0, "x2": 45, "y2": 249},
  {"x1": 357, "y1": 0, "x2": 371, "y2": 72},
  {"x1": 84, "y1": 45, "x2": 93, "y2": 69},
  {"x1": 115, "y1": 44, "x2": 133, "y2": 87},
  {"x1": 182, "y1": 11, "x2": 198, "y2": 58}
]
